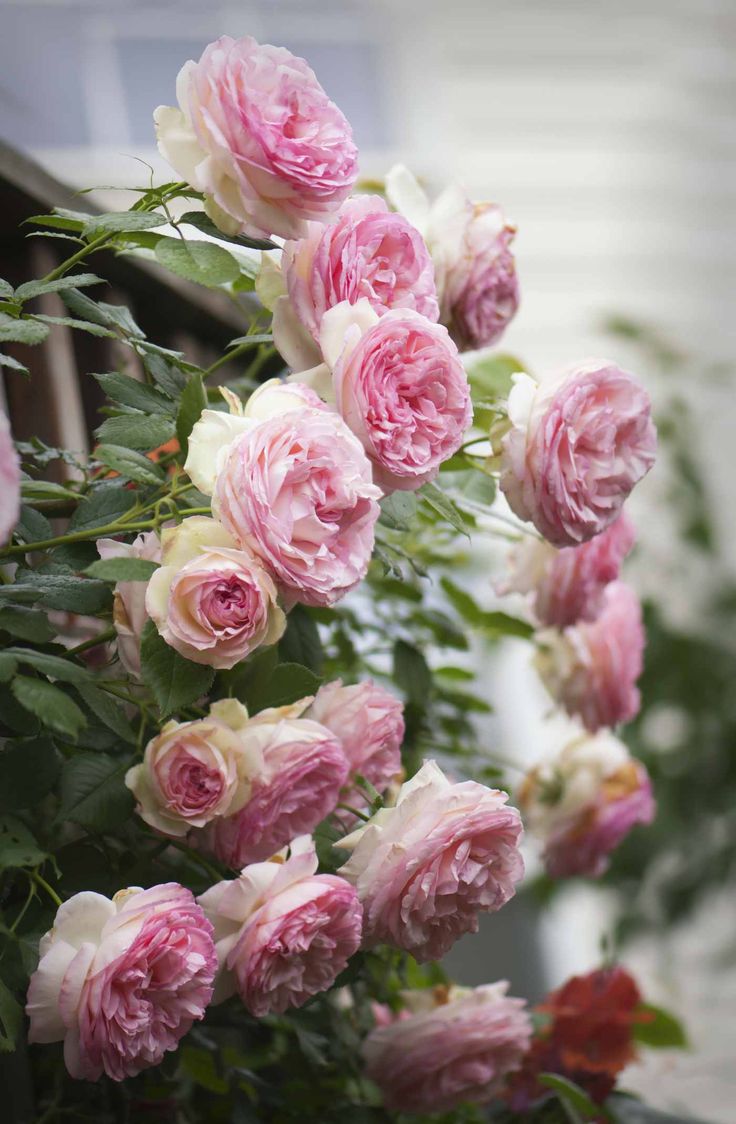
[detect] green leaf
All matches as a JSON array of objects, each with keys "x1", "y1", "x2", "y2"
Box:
[
  {"x1": 393, "y1": 639, "x2": 433, "y2": 705},
  {"x1": 94, "y1": 372, "x2": 176, "y2": 415},
  {"x1": 379, "y1": 491, "x2": 418, "y2": 531},
  {"x1": 226, "y1": 332, "x2": 275, "y2": 349},
  {"x1": 57, "y1": 753, "x2": 133, "y2": 832},
  {"x1": 24, "y1": 208, "x2": 90, "y2": 231},
  {"x1": 155, "y1": 237, "x2": 240, "y2": 287},
  {"x1": 0, "y1": 977, "x2": 23, "y2": 1053},
  {"x1": 0, "y1": 279, "x2": 14, "y2": 300},
  {"x1": 95, "y1": 443, "x2": 165, "y2": 486},
  {"x1": 85, "y1": 556, "x2": 158, "y2": 582},
  {"x1": 144, "y1": 353, "x2": 187, "y2": 398},
  {"x1": 31, "y1": 313, "x2": 116, "y2": 338},
  {"x1": 0, "y1": 313, "x2": 49, "y2": 346},
  {"x1": 13, "y1": 570, "x2": 111, "y2": 614},
  {"x1": 419, "y1": 481, "x2": 471, "y2": 537},
  {"x1": 68, "y1": 484, "x2": 138, "y2": 532},
  {"x1": 11, "y1": 676, "x2": 86, "y2": 739},
  {"x1": 0, "y1": 736, "x2": 60, "y2": 811},
  {"x1": 3, "y1": 647, "x2": 92, "y2": 684},
  {"x1": 14, "y1": 273, "x2": 105, "y2": 302},
  {"x1": 180, "y1": 1045, "x2": 230, "y2": 1094},
  {"x1": 20, "y1": 479, "x2": 79, "y2": 502},
  {"x1": 633, "y1": 1004, "x2": 688, "y2": 1049},
  {"x1": 440, "y1": 576, "x2": 534, "y2": 639},
  {"x1": 140, "y1": 620, "x2": 215, "y2": 717},
  {"x1": 278, "y1": 606, "x2": 324, "y2": 674},
  {"x1": 178, "y1": 211, "x2": 277, "y2": 251},
  {"x1": 176, "y1": 371, "x2": 207, "y2": 456},
  {"x1": 0, "y1": 353, "x2": 29, "y2": 375},
  {"x1": 0, "y1": 653, "x2": 18, "y2": 682},
  {"x1": 75, "y1": 684, "x2": 136, "y2": 745},
  {"x1": 245, "y1": 661, "x2": 322, "y2": 712},
  {"x1": 466, "y1": 353, "x2": 523, "y2": 402},
  {"x1": 0, "y1": 606, "x2": 55, "y2": 643},
  {"x1": 82, "y1": 211, "x2": 168, "y2": 237},
  {"x1": 539, "y1": 1074, "x2": 607, "y2": 1121},
  {"x1": 0, "y1": 815, "x2": 47, "y2": 870},
  {"x1": 95, "y1": 413, "x2": 176, "y2": 452}
]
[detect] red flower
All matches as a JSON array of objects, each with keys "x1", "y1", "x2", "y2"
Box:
[{"x1": 504, "y1": 965, "x2": 650, "y2": 1112}]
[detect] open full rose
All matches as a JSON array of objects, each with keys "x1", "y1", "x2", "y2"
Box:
[
  {"x1": 315, "y1": 300, "x2": 472, "y2": 492},
  {"x1": 535, "y1": 581, "x2": 645, "y2": 732},
  {"x1": 386, "y1": 163, "x2": 519, "y2": 350},
  {"x1": 198, "y1": 703, "x2": 349, "y2": 866},
  {"x1": 26, "y1": 884, "x2": 217, "y2": 1081},
  {"x1": 500, "y1": 364, "x2": 656, "y2": 547},
  {"x1": 155, "y1": 36, "x2": 358, "y2": 239},
  {"x1": 198, "y1": 836, "x2": 362, "y2": 1016},
  {"x1": 309, "y1": 678, "x2": 404, "y2": 810},
  {"x1": 518, "y1": 731, "x2": 655, "y2": 877},
  {"x1": 271, "y1": 194, "x2": 439, "y2": 371},
  {"x1": 145, "y1": 516, "x2": 285, "y2": 668},
  {"x1": 0, "y1": 408, "x2": 20, "y2": 545},
  {"x1": 214, "y1": 407, "x2": 381, "y2": 606},
  {"x1": 125, "y1": 699, "x2": 260, "y2": 837},
  {"x1": 364, "y1": 983, "x2": 532, "y2": 1113},
  {"x1": 96, "y1": 530, "x2": 161, "y2": 677},
  {"x1": 499, "y1": 512, "x2": 636, "y2": 628},
  {"x1": 337, "y1": 760, "x2": 524, "y2": 961}
]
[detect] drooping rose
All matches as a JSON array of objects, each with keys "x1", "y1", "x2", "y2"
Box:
[
  {"x1": 199, "y1": 704, "x2": 349, "y2": 866},
  {"x1": 309, "y1": 678, "x2": 404, "y2": 810},
  {"x1": 26, "y1": 884, "x2": 217, "y2": 1081},
  {"x1": 386, "y1": 164, "x2": 519, "y2": 350},
  {"x1": 0, "y1": 408, "x2": 20, "y2": 545},
  {"x1": 500, "y1": 365, "x2": 656, "y2": 547},
  {"x1": 535, "y1": 582, "x2": 645, "y2": 732},
  {"x1": 337, "y1": 760, "x2": 524, "y2": 961},
  {"x1": 518, "y1": 731, "x2": 655, "y2": 878},
  {"x1": 198, "y1": 836, "x2": 362, "y2": 1016},
  {"x1": 214, "y1": 408, "x2": 381, "y2": 607},
  {"x1": 154, "y1": 36, "x2": 358, "y2": 240},
  {"x1": 145, "y1": 516, "x2": 285, "y2": 668},
  {"x1": 125, "y1": 699, "x2": 259, "y2": 837},
  {"x1": 499, "y1": 513, "x2": 636, "y2": 628},
  {"x1": 504, "y1": 966, "x2": 648, "y2": 1110},
  {"x1": 363, "y1": 983, "x2": 532, "y2": 1113},
  {"x1": 316, "y1": 300, "x2": 472, "y2": 492},
  {"x1": 96, "y1": 530, "x2": 161, "y2": 677},
  {"x1": 272, "y1": 194, "x2": 439, "y2": 370}
]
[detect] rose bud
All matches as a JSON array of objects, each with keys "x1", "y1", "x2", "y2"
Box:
[
  {"x1": 198, "y1": 836, "x2": 362, "y2": 1016},
  {"x1": 363, "y1": 983, "x2": 532, "y2": 1113},
  {"x1": 26, "y1": 884, "x2": 216, "y2": 1081},
  {"x1": 518, "y1": 731, "x2": 655, "y2": 878},
  {"x1": 145, "y1": 516, "x2": 285, "y2": 669},
  {"x1": 155, "y1": 36, "x2": 357, "y2": 240},
  {"x1": 535, "y1": 581, "x2": 645, "y2": 732},
  {"x1": 337, "y1": 760, "x2": 524, "y2": 962}
]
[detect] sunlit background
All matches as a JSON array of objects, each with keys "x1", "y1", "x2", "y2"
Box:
[{"x1": 2, "y1": 1, "x2": 734, "y2": 1119}]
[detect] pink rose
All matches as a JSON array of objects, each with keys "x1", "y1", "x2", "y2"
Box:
[
  {"x1": 125, "y1": 699, "x2": 257, "y2": 837},
  {"x1": 337, "y1": 760, "x2": 524, "y2": 962},
  {"x1": 0, "y1": 408, "x2": 20, "y2": 545},
  {"x1": 214, "y1": 408, "x2": 381, "y2": 607},
  {"x1": 318, "y1": 301, "x2": 472, "y2": 492},
  {"x1": 26, "y1": 884, "x2": 216, "y2": 1081},
  {"x1": 96, "y1": 530, "x2": 161, "y2": 677},
  {"x1": 500, "y1": 365, "x2": 656, "y2": 547},
  {"x1": 499, "y1": 513, "x2": 635, "y2": 628},
  {"x1": 309, "y1": 678, "x2": 404, "y2": 809},
  {"x1": 199, "y1": 705, "x2": 349, "y2": 866},
  {"x1": 154, "y1": 36, "x2": 358, "y2": 240},
  {"x1": 535, "y1": 582, "x2": 645, "y2": 732},
  {"x1": 198, "y1": 836, "x2": 362, "y2": 1016},
  {"x1": 519, "y1": 731, "x2": 655, "y2": 878},
  {"x1": 145, "y1": 517, "x2": 285, "y2": 669},
  {"x1": 273, "y1": 194, "x2": 439, "y2": 370},
  {"x1": 363, "y1": 983, "x2": 532, "y2": 1113},
  {"x1": 385, "y1": 165, "x2": 519, "y2": 350}
]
